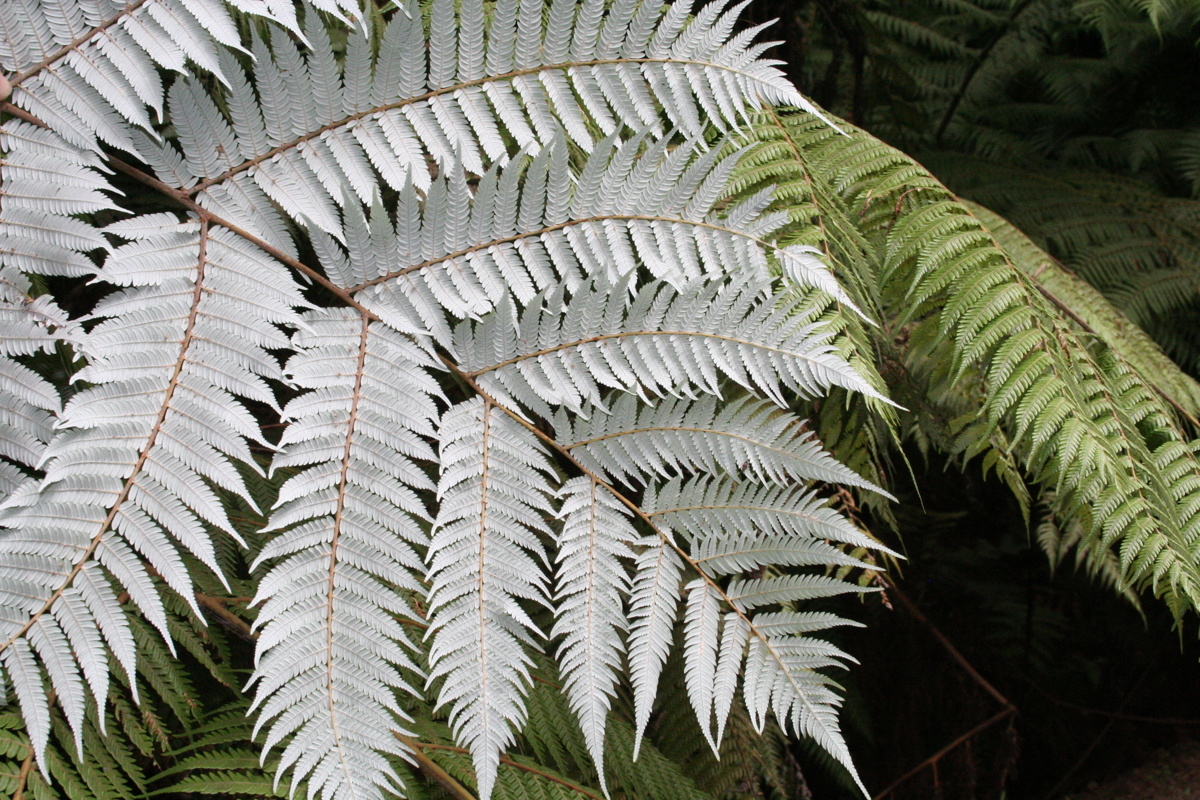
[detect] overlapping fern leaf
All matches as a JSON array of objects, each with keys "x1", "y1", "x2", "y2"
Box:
[{"x1": 733, "y1": 108, "x2": 1200, "y2": 618}]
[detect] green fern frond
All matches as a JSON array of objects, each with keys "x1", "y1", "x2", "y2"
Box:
[{"x1": 733, "y1": 107, "x2": 1200, "y2": 618}]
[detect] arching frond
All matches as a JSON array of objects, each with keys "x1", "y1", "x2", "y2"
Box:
[
  {"x1": 157, "y1": 0, "x2": 831, "y2": 238},
  {"x1": 734, "y1": 107, "x2": 1200, "y2": 618}
]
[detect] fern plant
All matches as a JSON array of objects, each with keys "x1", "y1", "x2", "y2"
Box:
[
  {"x1": 0, "y1": 1, "x2": 899, "y2": 798},
  {"x1": 5, "y1": 0, "x2": 1200, "y2": 798}
]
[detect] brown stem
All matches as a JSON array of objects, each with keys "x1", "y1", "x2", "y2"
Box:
[
  {"x1": 195, "y1": 594, "x2": 256, "y2": 641},
  {"x1": 396, "y1": 738, "x2": 605, "y2": 800},
  {"x1": 871, "y1": 707, "x2": 1016, "y2": 800},
  {"x1": 884, "y1": 581, "x2": 1012, "y2": 710},
  {"x1": 11, "y1": 744, "x2": 35, "y2": 800},
  {"x1": 868, "y1": 581, "x2": 1018, "y2": 799},
  {"x1": 395, "y1": 736, "x2": 478, "y2": 800}
]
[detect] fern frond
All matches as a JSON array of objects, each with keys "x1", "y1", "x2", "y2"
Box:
[
  {"x1": 313, "y1": 134, "x2": 838, "y2": 346},
  {"x1": 557, "y1": 393, "x2": 885, "y2": 492},
  {"x1": 0, "y1": 215, "x2": 305, "y2": 768},
  {"x1": 426, "y1": 398, "x2": 558, "y2": 800},
  {"x1": 155, "y1": 0, "x2": 833, "y2": 237},
  {"x1": 1, "y1": 0, "x2": 322, "y2": 152},
  {"x1": 0, "y1": 263, "x2": 68, "y2": 496},
  {"x1": 644, "y1": 475, "x2": 888, "y2": 574},
  {"x1": 965, "y1": 198, "x2": 1200, "y2": 417},
  {"x1": 550, "y1": 476, "x2": 635, "y2": 796},
  {"x1": 458, "y1": 276, "x2": 887, "y2": 419},
  {"x1": 247, "y1": 309, "x2": 442, "y2": 800},
  {"x1": 0, "y1": 120, "x2": 118, "y2": 278},
  {"x1": 736, "y1": 108, "x2": 1200, "y2": 619}
]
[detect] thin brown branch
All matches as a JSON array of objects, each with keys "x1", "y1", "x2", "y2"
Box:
[
  {"x1": 1042, "y1": 660, "x2": 1155, "y2": 800},
  {"x1": 11, "y1": 743, "x2": 35, "y2": 800},
  {"x1": 867, "y1": 580, "x2": 1019, "y2": 799},
  {"x1": 195, "y1": 593, "x2": 256, "y2": 642},
  {"x1": 394, "y1": 736, "x2": 479, "y2": 800},
  {"x1": 1024, "y1": 675, "x2": 1200, "y2": 725},
  {"x1": 871, "y1": 707, "x2": 1015, "y2": 800},
  {"x1": 884, "y1": 581, "x2": 1012, "y2": 709},
  {"x1": 396, "y1": 737, "x2": 605, "y2": 800}
]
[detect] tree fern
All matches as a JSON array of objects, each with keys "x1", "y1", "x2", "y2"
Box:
[{"x1": 6, "y1": 0, "x2": 1200, "y2": 798}]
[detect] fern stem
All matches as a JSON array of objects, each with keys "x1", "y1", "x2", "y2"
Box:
[
  {"x1": 393, "y1": 737, "x2": 479, "y2": 800},
  {"x1": 397, "y1": 738, "x2": 606, "y2": 800},
  {"x1": 871, "y1": 706, "x2": 1015, "y2": 800},
  {"x1": 11, "y1": 743, "x2": 34, "y2": 800},
  {"x1": 195, "y1": 594, "x2": 256, "y2": 642}
]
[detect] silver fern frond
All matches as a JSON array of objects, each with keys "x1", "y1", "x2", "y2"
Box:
[
  {"x1": 248, "y1": 309, "x2": 442, "y2": 800},
  {"x1": 1, "y1": 0, "x2": 315, "y2": 151},
  {"x1": 558, "y1": 393, "x2": 888, "y2": 492},
  {"x1": 426, "y1": 398, "x2": 558, "y2": 800},
  {"x1": 0, "y1": 215, "x2": 305, "y2": 766},
  {"x1": 0, "y1": 2, "x2": 894, "y2": 796},
  {"x1": 552, "y1": 476, "x2": 637, "y2": 796},
  {"x1": 458, "y1": 276, "x2": 887, "y2": 419},
  {"x1": 154, "y1": 0, "x2": 831, "y2": 238}
]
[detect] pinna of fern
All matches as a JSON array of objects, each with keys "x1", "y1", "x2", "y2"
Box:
[{"x1": 731, "y1": 107, "x2": 1200, "y2": 618}]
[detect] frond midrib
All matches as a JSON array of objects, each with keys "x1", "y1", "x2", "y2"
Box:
[{"x1": 187, "y1": 56, "x2": 779, "y2": 194}]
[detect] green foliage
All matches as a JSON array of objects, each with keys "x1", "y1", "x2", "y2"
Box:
[{"x1": 732, "y1": 108, "x2": 1200, "y2": 619}]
